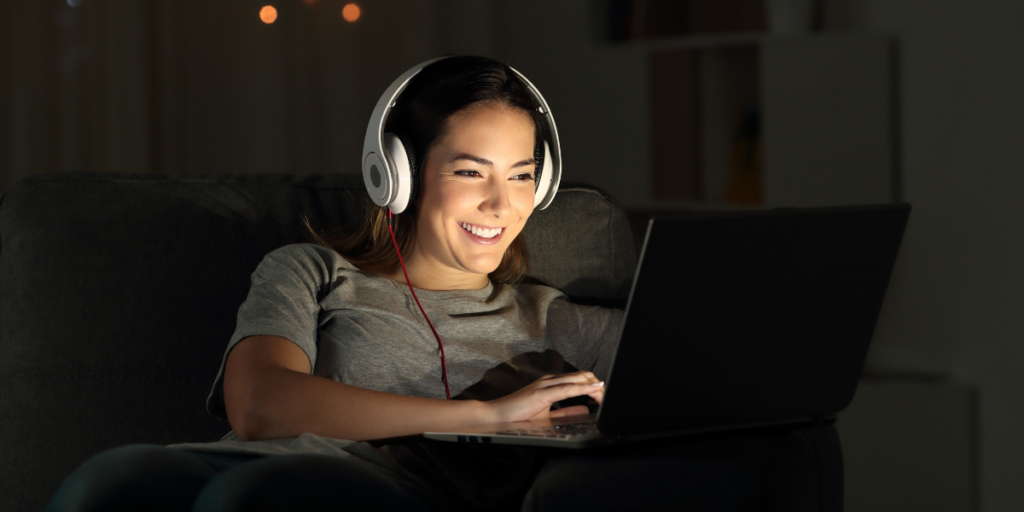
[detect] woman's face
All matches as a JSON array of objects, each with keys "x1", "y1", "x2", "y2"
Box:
[{"x1": 412, "y1": 102, "x2": 537, "y2": 285}]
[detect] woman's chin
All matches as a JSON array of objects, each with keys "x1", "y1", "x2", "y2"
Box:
[
  {"x1": 472, "y1": 265, "x2": 503, "y2": 278},
  {"x1": 459, "y1": 257, "x2": 503, "y2": 277}
]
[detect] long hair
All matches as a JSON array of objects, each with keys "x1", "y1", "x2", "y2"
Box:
[{"x1": 305, "y1": 56, "x2": 541, "y2": 284}]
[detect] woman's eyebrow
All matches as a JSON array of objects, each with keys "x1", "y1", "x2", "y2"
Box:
[{"x1": 451, "y1": 153, "x2": 536, "y2": 168}]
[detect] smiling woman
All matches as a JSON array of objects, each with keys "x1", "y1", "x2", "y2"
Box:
[{"x1": 46, "y1": 56, "x2": 620, "y2": 512}]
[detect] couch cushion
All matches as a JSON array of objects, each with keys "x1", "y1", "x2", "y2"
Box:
[{"x1": 0, "y1": 172, "x2": 635, "y2": 511}]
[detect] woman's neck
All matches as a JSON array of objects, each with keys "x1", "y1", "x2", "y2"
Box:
[{"x1": 386, "y1": 253, "x2": 489, "y2": 291}]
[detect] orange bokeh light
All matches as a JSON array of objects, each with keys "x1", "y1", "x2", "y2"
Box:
[
  {"x1": 342, "y1": 3, "x2": 361, "y2": 22},
  {"x1": 259, "y1": 5, "x2": 278, "y2": 24}
]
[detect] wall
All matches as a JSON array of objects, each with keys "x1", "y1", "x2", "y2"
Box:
[{"x1": 831, "y1": 0, "x2": 1024, "y2": 510}]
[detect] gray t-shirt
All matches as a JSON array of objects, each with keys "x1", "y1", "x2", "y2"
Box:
[{"x1": 170, "y1": 243, "x2": 622, "y2": 458}]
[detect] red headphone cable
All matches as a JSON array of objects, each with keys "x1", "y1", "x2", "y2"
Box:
[{"x1": 387, "y1": 209, "x2": 451, "y2": 400}]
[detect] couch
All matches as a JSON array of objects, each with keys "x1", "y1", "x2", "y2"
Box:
[{"x1": 0, "y1": 173, "x2": 842, "y2": 511}]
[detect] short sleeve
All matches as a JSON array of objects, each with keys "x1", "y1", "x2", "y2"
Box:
[{"x1": 206, "y1": 244, "x2": 343, "y2": 421}]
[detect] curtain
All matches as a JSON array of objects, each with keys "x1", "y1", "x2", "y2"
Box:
[{"x1": 1, "y1": 0, "x2": 498, "y2": 193}]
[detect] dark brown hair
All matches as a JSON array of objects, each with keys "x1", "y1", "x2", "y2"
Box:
[{"x1": 305, "y1": 56, "x2": 544, "y2": 284}]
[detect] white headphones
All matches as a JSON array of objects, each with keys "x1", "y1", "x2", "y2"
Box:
[{"x1": 361, "y1": 57, "x2": 562, "y2": 214}]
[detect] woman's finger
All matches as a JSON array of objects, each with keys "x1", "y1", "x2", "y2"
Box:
[
  {"x1": 531, "y1": 371, "x2": 600, "y2": 390},
  {"x1": 539, "y1": 380, "x2": 604, "y2": 404},
  {"x1": 548, "y1": 405, "x2": 590, "y2": 418}
]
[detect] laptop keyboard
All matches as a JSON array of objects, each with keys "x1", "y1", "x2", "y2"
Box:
[{"x1": 495, "y1": 421, "x2": 599, "y2": 439}]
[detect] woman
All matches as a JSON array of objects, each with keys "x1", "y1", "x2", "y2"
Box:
[{"x1": 47, "y1": 56, "x2": 621, "y2": 512}]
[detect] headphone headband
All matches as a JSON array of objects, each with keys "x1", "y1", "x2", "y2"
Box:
[{"x1": 361, "y1": 57, "x2": 562, "y2": 213}]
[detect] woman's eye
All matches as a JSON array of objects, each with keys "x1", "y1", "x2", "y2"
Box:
[
  {"x1": 511, "y1": 173, "x2": 535, "y2": 181},
  {"x1": 454, "y1": 170, "x2": 482, "y2": 177}
]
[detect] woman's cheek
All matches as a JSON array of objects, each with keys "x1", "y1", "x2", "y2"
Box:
[{"x1": 513, "y1": 186, "x2": 535, "y2": 211}]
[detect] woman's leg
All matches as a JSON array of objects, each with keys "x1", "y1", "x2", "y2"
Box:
[
  {"x1": 46, "y1": 444, "x2": 220, "y2": 512},
  {"x1": 523, "y1": 425, "x2": 843, "y2": 512},
  {"x1": 380, "y1": 441, "x2": 546, "y2": 512},
  {"x1": 192, "y1": 453, "x2": 451, "y2": 512},
  {"x1": 522, "y1": 431, "x2": 790, "y2": 512}
]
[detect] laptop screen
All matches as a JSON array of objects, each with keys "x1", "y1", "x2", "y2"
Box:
[{"x1": 599, "y1": 204, "x2": 910, "y2": 436}]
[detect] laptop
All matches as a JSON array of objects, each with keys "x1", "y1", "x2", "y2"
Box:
[{"x1": 424, "y1": 203, "x2": 911, "y2": 448}]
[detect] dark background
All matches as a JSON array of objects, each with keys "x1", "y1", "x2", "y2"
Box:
[{"x1": 2, "y1": 1, "x2": 1022, "y2": 510}]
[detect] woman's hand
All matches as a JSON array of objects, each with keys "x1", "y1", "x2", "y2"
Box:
[{"x1": 483, "y1": 371, "x2": 604, "y2": 424}]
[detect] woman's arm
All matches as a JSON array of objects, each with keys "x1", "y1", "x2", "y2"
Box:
[{"x1": 223, "y1": 335, "x2": 603, "y2": 442}]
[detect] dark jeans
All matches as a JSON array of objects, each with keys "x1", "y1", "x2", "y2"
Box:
[
  {"x1": 45, "y1": 426, "x2": 839, "y2": 512},
  {"x1": 522, "y1": 426, "x2": 842, "y2": 512}
]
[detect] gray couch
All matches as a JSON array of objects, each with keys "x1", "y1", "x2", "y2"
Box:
[{"x1": 0, "y1": 173, "x2": 841, "y2": 511}]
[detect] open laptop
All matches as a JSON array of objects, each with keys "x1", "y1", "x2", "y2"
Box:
[{"x1": 424, "y1": 203, "x2": 911, "y2": 448}]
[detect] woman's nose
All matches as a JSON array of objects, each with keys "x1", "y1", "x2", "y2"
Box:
[{"x1": 480, "y1": 177, "x2": 513, "y2": 218}]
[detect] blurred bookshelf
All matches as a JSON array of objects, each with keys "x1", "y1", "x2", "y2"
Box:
[{"x1": 599, "y1": 1, "x2": 898, "y2": 214}]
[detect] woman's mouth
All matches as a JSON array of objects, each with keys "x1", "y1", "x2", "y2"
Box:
[{"x1": 459, "y1": 222, "x2": 505, "y2": 245}]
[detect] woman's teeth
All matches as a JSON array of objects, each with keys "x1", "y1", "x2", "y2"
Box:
[{"x1": 460, "y1": 222, "x2": 502, "y2": 239}]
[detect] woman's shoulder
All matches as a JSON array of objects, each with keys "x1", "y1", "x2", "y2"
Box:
[
  {"x1": 263, "y1": 243, "x2": 359, "y2": 271},
  {"x1": 511, "y1": 280, "x2": 566, "y2": 302},
  {"x1": 511, "y1": 280, "x2": 596, "y2": 312},
  {"x1": 253, "y1": 243, "x2": 364, "y2": 290}
]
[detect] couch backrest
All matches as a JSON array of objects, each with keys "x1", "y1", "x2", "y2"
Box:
[{"x1": 0, "y1": 172, "x2": 636, "y2": 511}]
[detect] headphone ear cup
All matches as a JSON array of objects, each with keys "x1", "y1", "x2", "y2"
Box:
[
  {"x1": 534, "y1": 141, "x2": 555, "y2": 209},
  {"x1": 533, "y1": 138, "x2": 545, "y2": 200},
  {"x1": 394, "y1": 131, "x2": 419, "y2": 207},
  {"x1": 381, "y1": 131, "x2": 417, "y2": 214}
]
